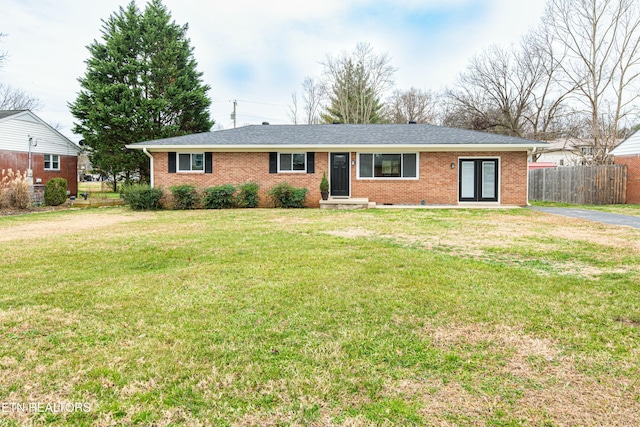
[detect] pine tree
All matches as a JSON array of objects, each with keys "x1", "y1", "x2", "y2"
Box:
[{"x1": 69, "y1": 0, "x2": 213, "y2": 188}]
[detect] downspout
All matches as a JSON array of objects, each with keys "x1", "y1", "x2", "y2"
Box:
[
  {"x1": 526, "y1": 147, "x2": 536, "y2": 206},
  {"x1": 142, "y1": 148, "x2": 154, "y2": 188}
]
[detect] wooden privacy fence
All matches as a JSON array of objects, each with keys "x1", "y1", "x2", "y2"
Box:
[{"x1": 528, "y1": 165, "x2": 627, "y2": 204}]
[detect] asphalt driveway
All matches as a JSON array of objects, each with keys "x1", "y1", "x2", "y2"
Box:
[{"x1": 528, "y1": 206, "x2": 640, "y2": 229}]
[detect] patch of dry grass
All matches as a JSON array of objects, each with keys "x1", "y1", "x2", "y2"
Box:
[
  {"x1": 0, "y1": 207, "x2": 638, "y2": 425},
  {"x1": 320, "y1": 209, "x2": 640, "y2": 278}
]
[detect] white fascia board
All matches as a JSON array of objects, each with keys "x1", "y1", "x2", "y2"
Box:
[{"x1": 127, "y1": 143, "x2": 547, "y2": 152}]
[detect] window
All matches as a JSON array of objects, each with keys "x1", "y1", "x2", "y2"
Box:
[
  {"x1": 178, "y1": 153, "x2": 204, "y2": 172},
  {"x1": 358, "y1": 153, "x2": 418, "y2": 178},
  {"x1": 44, "y1": 154, "x2": 60, "y2": 170},
  {"x1": 581, "y1": 147, "x2": 594, "y2": 156},
  {"x1": 278, "y1": 153, "x2": 306, "y2": 172}
]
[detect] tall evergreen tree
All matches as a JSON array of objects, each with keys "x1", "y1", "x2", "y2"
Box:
[{"x1": 69, "y1": 0, "x2": 213, "y2": 188}]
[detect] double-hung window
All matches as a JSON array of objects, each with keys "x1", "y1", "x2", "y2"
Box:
[
  {"x1": 44, "y1": 154, "x2": 60, "y2": 170},
  {"x1": 178, "y1": 153, "x2": 204, "y2": 172},
  {"x1": 278, "y1": 153, "x2": 306, "y2": 172},
  {"x1": 358, "y1": 153, "x2": 418, "y2": 179}
]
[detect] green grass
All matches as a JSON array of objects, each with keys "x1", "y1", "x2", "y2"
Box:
[
  {"x1": 77, "y1": 182, "x2": 121, "y2": 199},
  {"x1": 0, "y1": 207, "x2": 638, "y2": 425},
  {"x1": 529, "y1": 200, "x2": 640, "y2": 216}
]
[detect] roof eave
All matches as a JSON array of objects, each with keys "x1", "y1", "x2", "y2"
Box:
[{"x1": 127, "y1": 143, "x2": 548, "y2": 152}]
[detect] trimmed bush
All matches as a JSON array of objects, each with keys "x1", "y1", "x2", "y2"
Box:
[
  {"x1": 170, "y1": 184, "x2": 200, "y2": 210},
  {"x1": 203, "y1": 184, "x2": 236, "y2": 209},
  {"x1": 44, "y1": 177, "x2": 68, "y2": 206},
  {"x1": 236, "y1": 182, "x2": 260, "y2": 208},
  {"x1": 122, "y1": 184, "x2": 164, "y2": 210},
  {"x1": 267, "y1": 182, "x2": 308, "y2": 208}
]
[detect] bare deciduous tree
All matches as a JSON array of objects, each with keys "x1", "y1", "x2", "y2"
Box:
[
  {"x1": 0, "y1": 84, "x2": 43, "y2": 110},
  {"x1": 384, "y1": 87, "x2": 440, "y2": 124},
  {"x1": 444, "y1": 45, "x2": 527, "y2": 135},
  {"x1": 520, "y1": 22, "x2": 574, "y2": 141},
  {"x1": 321, "y1": 42, "x2": 395, "y2": 124},
  {"x1": 543, "y1": 0, "x2": 640, "y2": 163},
  {"x1": 443, "y1": 19, "x2": 577, "y2": 148},
  {"x1": 0, "y1": 34, "x2": 6, "y2": 67},
  {"x1": 301, "y1": 77, "x2": 323, "y2": 124},
  {"x1": 287, "y1": 90, "x2": 298, "y2": 124}
]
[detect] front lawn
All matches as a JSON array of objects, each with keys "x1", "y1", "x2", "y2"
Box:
[{"x1": 0, "y1": 208, "x2": 638, "y2": 426}]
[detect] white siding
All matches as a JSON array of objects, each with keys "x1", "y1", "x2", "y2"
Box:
[
  {"x1": 611, "y1": 131, "x2": 640, "y2": 156},
  {"x1": 0, "y1": 113, "x2": 79, "y2": 156},
  {"x1": 536, "y1": 150, "x2": 583, "y2": 166}
]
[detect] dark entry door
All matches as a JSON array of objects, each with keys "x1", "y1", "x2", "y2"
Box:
[
  {"x1": 459, "y1": 159, "x2": 498, "y2": 202},
  {"x1": 330, "y1": 152, "x2": 350, "y2": 197}
]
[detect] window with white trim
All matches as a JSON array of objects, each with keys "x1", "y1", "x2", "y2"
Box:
[
  {"x1": 44, "y1": 154, "x2": 60, "y2": 170},
  {"x1": 581, "y1": 147, "x2": 593, "y2": 156},
  {"x1": 278, "y1": 152, "x2": 306, "y2": 172},
  {"x1": 178, "y1": 153, "x2": 204, "y2": 172},
  {"x1": 358, "y1": 153, "x2": 418, "y2": 178}
]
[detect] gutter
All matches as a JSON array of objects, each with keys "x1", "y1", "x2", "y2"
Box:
[
  {"x1": 142, "y1": 148, "x2": 154, "y2": 188},
  {"x1": 127, "y1": 143, "x2": 550, "y2": 152}
]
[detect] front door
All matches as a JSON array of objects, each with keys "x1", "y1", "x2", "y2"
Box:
[
  {"x1": 459, "y1": 159, "x2": 499, "y2": 202},
  {"x1": 330, "y1": 152, "x2": 350, "y2": 197}
]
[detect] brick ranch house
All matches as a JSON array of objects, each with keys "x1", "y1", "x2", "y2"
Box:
[
  {"x1": 611, "y1": 131, "x2": 640, "y2": 204},
  {"x1": 0, "y1": 110, "x2": 80, "y2": 196},
  {"x1": 127, "y1": 123, "x2": 548, "y2": 208}
]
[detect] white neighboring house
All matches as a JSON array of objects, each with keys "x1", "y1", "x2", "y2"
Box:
[
  {"x1": 0, "y1": 110, "x2": 81, "y2": 196},
  {"x1": 534, "y1": 139, "x2": 596, "y2": 166},
  {"x1": 534, "y1": 138, "x2": 624, "y2": 166},
  {"x1": 611, "y1": 130, "x2": 640, "y2": 204}
]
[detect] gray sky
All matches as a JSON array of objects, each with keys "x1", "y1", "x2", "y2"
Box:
[{"x1": 0, "y1": 0, "x2": 547, "y2": 142}]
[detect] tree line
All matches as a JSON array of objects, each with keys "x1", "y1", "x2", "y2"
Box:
[
  {"x1": 4, "y1": 0, "x2": 639, "y2": 188},
  {"x1": 291, "y1": 0, "x2": 640, "y2": 165}
]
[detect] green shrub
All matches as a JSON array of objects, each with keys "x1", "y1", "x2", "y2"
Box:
[
  {"x1": 169, "y1": 184, "x2": 200, "y2": 210},
  {"x1": 203, "y1": 184, "x2": 236, "y2": 209},
  {"x1": 44, "y1": 177, "x2": 68, "y2": 206},
  {"x1": 236, "y1": 182, "x2": 260, "y2": 208},
  {"x1": 122, "y1": 184, "x2": 164, "y2": 210},
  {"x1": 267, "y1": 182, "x2": 307, "y2": 208}
]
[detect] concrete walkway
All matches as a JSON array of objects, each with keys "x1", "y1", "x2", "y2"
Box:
[{"x1": 528, "y1": 206, "x2": 640, "y2": 229}]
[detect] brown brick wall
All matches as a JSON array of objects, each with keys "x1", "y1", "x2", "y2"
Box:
[
  {"x1": 152, "y1": 150, "x2": 529, "y2": 207},
  {"x1": 614, "y1": 154, "x2": 640, "y2": 204},
  {"x1": 154, "y1": 152, "x2": 329, "y2": 207},
  {"x1": 351, "y1": 151, "x2": 528, "y2": 205},
  {"x1": 0, "y1": 150, "x2": 78, "y2": 196}
]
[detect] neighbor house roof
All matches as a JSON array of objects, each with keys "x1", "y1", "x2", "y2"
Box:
[
  {"x1": 127, "y1": 124, "x2": 549, "y2": 152},
  {"x1": 0, "y1": 110, "x2": 25, "y2": 120}
]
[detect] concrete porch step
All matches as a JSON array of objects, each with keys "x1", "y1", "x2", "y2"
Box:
[{"x1": 319, "y1": 198, "x2": 374, "y2": 209}]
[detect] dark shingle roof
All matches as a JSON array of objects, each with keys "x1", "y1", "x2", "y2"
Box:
[
  {"x1": 0, "y1": 110, "x2": 26, "y2": 120},
  {"x1": 128, "y1": 123, "x2": 548, "y2": 149}
]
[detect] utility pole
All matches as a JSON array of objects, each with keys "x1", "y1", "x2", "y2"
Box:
[
  {"x1": 230, "y1": 100, "x2": 237, "y2": 128},
  {"x1": 27, "y1": 135, "x2": 38, "y2": 178}
]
